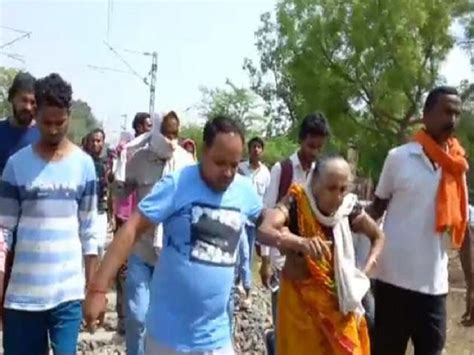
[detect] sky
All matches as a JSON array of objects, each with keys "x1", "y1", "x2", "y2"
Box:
[{"x1": 0, "y1": 0, "x2": 472, "y2": 144}]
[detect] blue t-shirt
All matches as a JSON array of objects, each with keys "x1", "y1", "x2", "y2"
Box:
[
  {"x1": 0, "y1": 145, "x2": 98, "y2": 311},
  {"x1": 0, "y1": 119, "x2": 40, "y2": 174},
  {"x1": 139, "y1": 164, "x2": 262, "y2": 352}
]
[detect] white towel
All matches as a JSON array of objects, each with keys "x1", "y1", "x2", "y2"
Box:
[
  {"x1": 152, "y1": 146, "x2": 195, "y2": 250},
  {"x1": 303, "y1": 184, "x2": 370, "y2": 316},
  {"x1": 114, "y1": 112, "x2": 175, "y2": 182},
  {"x1": 112, "y1": 112, "x2": 194, "y2": 251}
]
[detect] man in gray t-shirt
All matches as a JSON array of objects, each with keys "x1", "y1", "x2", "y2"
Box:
[{"x1": 112, "y1": 111, "x2": 194, "y2": 355}]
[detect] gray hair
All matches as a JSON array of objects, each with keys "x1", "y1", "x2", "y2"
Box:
[{"x1": 312, "y1": 155, "x2": 351, "y2": 180}]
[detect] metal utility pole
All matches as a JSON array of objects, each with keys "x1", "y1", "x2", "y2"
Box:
[
  {"x1": 149, "y1": 52, "x2": 158, "y2": 115},
  {"x1": 120, "y1": 114, "x2": 128, "y2": 131},
  {"x1": 91, "y1": 43, "x2": 158, "y2": 115}
]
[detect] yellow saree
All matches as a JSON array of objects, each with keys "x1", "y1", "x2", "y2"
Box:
[{"x1": 276, "y1": 185, "x2": 370, "y2": 355}]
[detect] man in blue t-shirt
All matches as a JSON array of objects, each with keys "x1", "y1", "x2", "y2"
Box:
[
  {"x1": 0, "y1": 71, "x2": 40, "y2": 310},
  {"x1": 85, "y1": 116, "x2": 321, "y2": 354},
  {"x1": 86, "y1": 116, "x2": 269, "y2": 354},
  {"x1": 0, "y1": 71, "x2": 40, "y2": 174},
  {"x1": 0, "y1": 73, "x2": 99, "y2": 355}
]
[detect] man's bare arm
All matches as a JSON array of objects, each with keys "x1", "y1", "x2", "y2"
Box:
[
  {"x1": 84, "y1": 255, "x2": 99, "y2": 288},
  {"x1": 257, "y1": 200, "x2": 307, "y2": 254},
  {"x1": 352, "y1": 211, "x2": 385, "y2": 274},
  {"x1": 366, "y1": 196, "x2": 389, "y2": 221}
]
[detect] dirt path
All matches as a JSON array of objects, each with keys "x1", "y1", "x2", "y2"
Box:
[{"x1": 440, "y1": 252, "x2": 474, "y2": 355}]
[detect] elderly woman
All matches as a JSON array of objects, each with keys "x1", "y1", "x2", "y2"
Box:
[{"x1": 258, "y1": 155, "x2": 384, "y2": 355}]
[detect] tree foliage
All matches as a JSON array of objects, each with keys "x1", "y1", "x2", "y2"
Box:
[
  {"x1": 0, "y1": 67, "x2": 19, "y2": 118},
  {"x1": 68, "y1": 100, "x2": 101, "y2": 144},
  {"x1": 0, "y1": 66, "x2": 100, "y2": 143},
  {"x1": 198, "y1": 80, "x2": 266, "y2": 133},
  {"x1": 457, "y1": 81, "x2": 474, "y2": 198},
  {"x1": 243, "y1": 12, "x2": 299, "y2": 136},
  {"x1": 246, "y1": 0, "x2": 471, "y2": 177},
  {"x1": 180, "y1": 123, "x2": 296, "y2": 167}
]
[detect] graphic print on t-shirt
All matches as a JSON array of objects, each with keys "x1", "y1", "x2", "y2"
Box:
[{"x1": 190, "y1": 203, "x2": 242, "y2": 267}]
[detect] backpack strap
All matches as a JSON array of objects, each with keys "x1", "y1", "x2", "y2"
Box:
[{"x1": 277, "y1": 158, "x2": 293, "y2": 202}]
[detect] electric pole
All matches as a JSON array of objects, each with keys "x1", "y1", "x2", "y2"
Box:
[
  {"x1": 120, "y1": 114, "x2": 128, "y2": 131},
  {"x1": 149, "y1": 52, "x2": 157, "y2": 115},
  {"x1": 89, "y1": 43, "x2": 158, "y2": 115}
]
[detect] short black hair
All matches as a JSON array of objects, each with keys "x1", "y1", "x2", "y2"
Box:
[
  {"x1": 298, "y1": 112, "x2": 330, "y2": 141},
  {"x1": 8, "y1": 71, "x2": 36, "y2": 101},
  {"x1": 89, "y1": 128, "x2": 105, "y2": 140},
  {"x1": 248, "y1": 136, "x2": 265, "y2": 150},
  {"x1": 35, "y1": 73, "x2": 72, "y2": 110},
  {"x1": 423, "y1": 86, "x2": 459, "y2": 114},
  {"x1": 132, "y1": 112, "x2": 150, "y2": 131},
  {"x1": 203, "y1": 115, "x2": 245, "y2": 147}
]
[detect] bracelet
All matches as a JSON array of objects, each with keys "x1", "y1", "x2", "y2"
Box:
[{"x1": 87, "y1": 288, "x2": 108, "y2": 295}]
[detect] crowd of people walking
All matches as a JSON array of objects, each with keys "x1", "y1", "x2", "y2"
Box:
[{"x1": 0, "y1": 71, "x2": 472, "y2": 355}]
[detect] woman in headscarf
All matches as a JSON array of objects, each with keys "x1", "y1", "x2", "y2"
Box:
[{"x1": 258, "y1": 155, "x2": 384, "y2": 355}]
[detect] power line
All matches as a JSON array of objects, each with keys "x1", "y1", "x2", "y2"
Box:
[
  {"x1": 0, "y1": 26, "x2": 29, "y2": 34},
  {"x1": 87, "y1": 65, "x2": 134, "y2": 75},
  {"x1": 0, "y1": 31, "x2": 31, "y2": 50},
  {"x1": 106, "y1": 0, "x2": 113, "y2": 41},
  {"x1": 0, "y1": 51, "x2": 25, "y2": 63},
  {"x1": 103, "y1": 41, "x2": 148, "y2": 85},
  {"x1": 99, "y1": 42, "x2": 158, "y2": 115}
]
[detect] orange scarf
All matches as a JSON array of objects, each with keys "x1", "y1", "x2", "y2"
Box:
[{"x1": 413, "y1": 130, "x2": 469, "y2": 249}]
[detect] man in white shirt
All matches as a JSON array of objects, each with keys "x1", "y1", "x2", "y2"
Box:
[
  {"x1": 259, "y1": 113, "x2": 330, "y2": 355},
  {"x1": 239, "y1": 137, "x2": 271, "y2": 200},
  {"x1": 236, "y1": 137, "x2": 271, "y2": 306},
  {"x1": 367, "y1": 86, "x2": 472, "y2": 355}
]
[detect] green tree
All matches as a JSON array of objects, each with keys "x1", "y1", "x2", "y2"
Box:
[
  {"x1": 198, "y1": 80, "x2": 266, "y2": 133},
  {"x1": 180, "y1": 123, "x2": 296, "y2": 167},
  {"x1": 262, "y1": 135, "x2": 298, "y2": 167},
  {"x1": 0, "y1": 66, "x2": 100, "y2": 143},
  {"x1": 247, "y1": 0, "x2": 471, "y2": 177},
  {"x1": 243, "y1": 12, "x2": 300, "y2": 136},
  {"x1": 457, "y1": 80, "x2": 474, "y2": 198},
  {"x1": 68, "y1": 100, "x2": 101, "y2": 144},
  {"x1": 0, "y1": 67, "x2": 19, "y2": 118}
]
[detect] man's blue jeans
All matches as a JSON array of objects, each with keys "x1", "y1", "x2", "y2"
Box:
[
  {"x1": 125, "y1": 253, "x2": 154, "y2": 355},
  {"x1": 237, "y1": 224, "x2": 256, "y2": 291},
  {"x1": 3, "y1": 300, "x2": 82, "y2": 355}
]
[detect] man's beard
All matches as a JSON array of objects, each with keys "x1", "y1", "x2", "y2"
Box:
[
  {"x1": 442, "y1": 121, "x2": 455, "y2": 135},
  {"x1": 43, "y1": 137, "x2": 64, "y2": 148},
  {"x1": 12, "y1": 106, "x2": 34, "y2": 126}
]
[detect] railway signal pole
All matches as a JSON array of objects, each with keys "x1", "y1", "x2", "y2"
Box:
[
  {"x1": 89, "y1": 43, "x2": 158, "y2": 115},
  {"x1": 149, "y1": 52, "x2": 157, "y2": 115}
]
